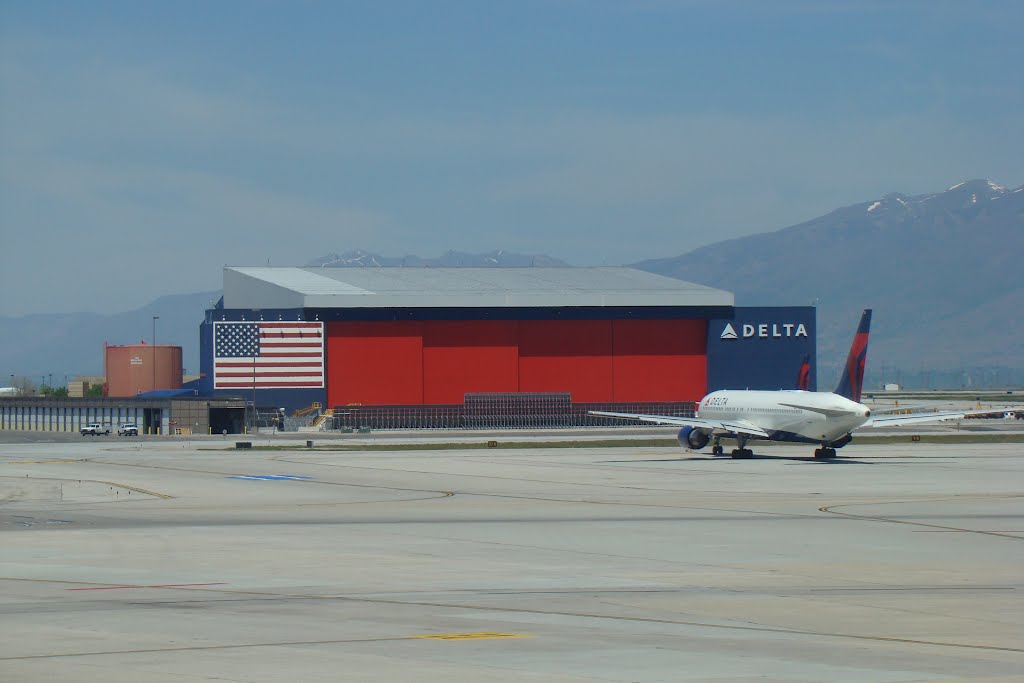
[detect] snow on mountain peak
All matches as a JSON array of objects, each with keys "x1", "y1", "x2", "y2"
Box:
[{"x1": 945, "y1": 179, "x2": 1007, "y2": 195}]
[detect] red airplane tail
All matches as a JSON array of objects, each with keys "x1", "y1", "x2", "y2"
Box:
[{"x1": 834, "y1": 309, "x2": 872, "y2": 402}]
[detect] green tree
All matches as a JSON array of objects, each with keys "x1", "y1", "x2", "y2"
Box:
[
  {"x1": 86, "y1": 384, "x2": 104, "y2": 398},
  {"x1": 39, "y1": 384, "x2": 68, "y2": 397}
]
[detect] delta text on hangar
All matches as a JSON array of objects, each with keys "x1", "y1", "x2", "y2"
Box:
[{"x1": 199, "y1": 266, "x2": 817, "y2": 419}]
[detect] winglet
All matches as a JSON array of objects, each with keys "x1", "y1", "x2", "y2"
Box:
[{"x1": 834, "y1": 309, "x2": 872, "y2": 402}]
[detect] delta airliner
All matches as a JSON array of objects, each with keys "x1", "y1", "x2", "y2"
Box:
[{"x1": 591, "y1": 310, "x2": 1006, "y2": 459}]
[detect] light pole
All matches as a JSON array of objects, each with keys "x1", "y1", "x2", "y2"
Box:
[
  {"x1": 252, "y1": 351, "x2": 257, "y2": 433},
  {"x1": 152, "y1": 316, "x2": 159, "y2": 392},
  {"x1": 251, "y1": 312, "x2": 260, "y2": 434}
]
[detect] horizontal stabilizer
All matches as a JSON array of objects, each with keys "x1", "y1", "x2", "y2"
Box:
[{"x1": 778, "y1": 402, "x2": 857, "y2": 418}]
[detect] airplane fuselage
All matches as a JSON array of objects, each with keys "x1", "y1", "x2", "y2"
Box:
[{"x1": 697, "y1": 390, "x2": 871, "y2": 445}]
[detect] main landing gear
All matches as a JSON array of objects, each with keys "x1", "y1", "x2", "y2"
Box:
[
  {"x1": 814, "y1": 447, "x2": 837, "y2": 459},
  {"x1": 730, "y1": 437, "x2": 753, "y2": 459}
]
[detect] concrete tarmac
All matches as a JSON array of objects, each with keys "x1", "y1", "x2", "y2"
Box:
[{"x1": 1, "y1": 435, "x2": 1022, "y2": 682}]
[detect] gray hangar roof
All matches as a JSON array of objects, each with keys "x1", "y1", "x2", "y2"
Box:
[{"x1": 222, "y1": 266, "x2": 733, "y2": 310}]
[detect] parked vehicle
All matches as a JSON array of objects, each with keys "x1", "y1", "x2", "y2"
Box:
[
  {"x1": 81, "y1": 422, "x2": 110, "y2": 436},
  {"x1": 118, "y1": 423, "x2": 139, "y2": 436}
]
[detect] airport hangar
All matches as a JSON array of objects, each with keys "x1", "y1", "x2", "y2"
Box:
[{"x1": 199, "y1": 267, "x2": 817, "y2": 426}]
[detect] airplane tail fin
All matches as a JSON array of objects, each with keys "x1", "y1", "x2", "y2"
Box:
[
  {"x1": 834, "y1": 309, "x2": 872, "y2": 402},
  {"x1": 796, "y1": 354, "x2": 811, "y2": 391}
]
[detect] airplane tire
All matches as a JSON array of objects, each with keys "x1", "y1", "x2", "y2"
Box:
[
  {"x1": 814, "y1": 448, "x2": 837, "y2": 460},
  {"x1": 712, "y1": 446, "x2": 723, "y2": 455},
  {"x1": 731, "y1": 448, "x2": 753, "y2": 459}
]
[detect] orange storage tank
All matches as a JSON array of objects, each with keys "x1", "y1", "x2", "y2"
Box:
[{"x1": 105, "y1": 344, "x2": 183, "y2": 397}]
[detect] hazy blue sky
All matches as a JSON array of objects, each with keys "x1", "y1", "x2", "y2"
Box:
[{"x1": 2, "y1": 1, "x2": 1021, "y2": 315}]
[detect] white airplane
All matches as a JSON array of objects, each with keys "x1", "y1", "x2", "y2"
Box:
[{"x1": 590, "y1": 309, "x2": 1006, "y2": 459}]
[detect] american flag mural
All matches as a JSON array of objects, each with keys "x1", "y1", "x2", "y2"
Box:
[{"x1": 213, "y1": 321, "x2": 324, "y2": 389}]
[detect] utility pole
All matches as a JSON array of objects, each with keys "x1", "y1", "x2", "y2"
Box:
[{"x1": 152, "y1": 316, "x2": 159, "y2": 392}]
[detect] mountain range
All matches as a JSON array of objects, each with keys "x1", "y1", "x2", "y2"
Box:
[
  {"x1": 305, "y1": 249, "x2": 568, "y2": 268},
  {"x1": 2, "y1": 179, "x2": 1020, "y2": 389},
  {"x1": 0, "y1": 291, "x2": 220, "y2": 385},
  {"x1": 634, "y1": 179, "x2": 1024, "y2": 387}
]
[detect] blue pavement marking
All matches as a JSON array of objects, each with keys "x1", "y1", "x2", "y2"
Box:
[{"x1": 227, "y1": 475, "x2": 315, "y2": 481}]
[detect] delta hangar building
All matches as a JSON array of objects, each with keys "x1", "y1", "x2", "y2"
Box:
[{"x1": 199, "y1": 267, "x2": 816, "y2": 425}]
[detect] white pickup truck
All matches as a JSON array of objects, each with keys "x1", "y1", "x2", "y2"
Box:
[{"x1": 80, "y1": 422, "x2": 110, "y2": 436}]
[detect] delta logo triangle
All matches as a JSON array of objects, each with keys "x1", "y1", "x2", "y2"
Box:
[{"x1": 720, "y1": 323, "x2": 738, "y2": 340}]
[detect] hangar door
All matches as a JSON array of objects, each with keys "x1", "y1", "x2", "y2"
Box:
[
  {"x1": 326, "y1": 319, "x2": 706, "y2": 406},
  {"x1": 326, "y1": 322, "x2": 425, "y2": 405},
  {"x1": 612, "y1": 319, "x2": 706, "y2": 401}
]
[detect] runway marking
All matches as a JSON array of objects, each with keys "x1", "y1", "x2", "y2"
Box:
[
  {"x1": 0, "y1": 590, "x2": 1018, "y2": 657},
  {"x1": 66, "y1": 583, "x2": 227, "y2": 591},
  {"x1": 819, "y1": 498, "x2": 1024, "y2": 540},
  {"x1": 412, "y1": 632, "x2": 529, "y2": 641},
  {"x1": 227, "y1": 475, "x2": 314, "y2": 481},
  {"x1": 9, "y1": 516, "x2": 73, "y2": 527},
  {"x1": 94, "y1": 480, "x2": 174, "y2": 499},
  {"x1": 913, "y1": 529, "x2": 1024, "y2": 534},
  {"x1": 9, "y1": 459, "x2": 81, "y2": 464},
  {"x1": 0, "y1": 473, "x2": 173, "y2": 500}
]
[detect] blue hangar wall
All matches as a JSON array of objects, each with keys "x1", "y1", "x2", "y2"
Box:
[
  {"x1": 706, "y1": 306, "x2": 817, "y2": 392},
  {"x1": 198, "y1": 310, "x2": 328, "y2": 413}
]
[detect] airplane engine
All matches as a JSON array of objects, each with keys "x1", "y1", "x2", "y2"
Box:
[
  {"x1": 678, "y1": 426, "x2": 710, "y2": 450},
  {"x1": 829, "y1": 433, "x2": 853, "y2": 449}
]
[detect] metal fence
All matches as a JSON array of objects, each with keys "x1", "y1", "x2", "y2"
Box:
[
  {"x1": 331, "y1": 404, "x2": 463, "y2": 431},
  {"x1": 575, "y1": 401, "x2": 696, "y2": 426},
  {"x1": 464, "y1": 392, "x2": 572, "y2": 429},
  {"x1": 327, "y1": 393, "x2": 696, "y2": 431}
]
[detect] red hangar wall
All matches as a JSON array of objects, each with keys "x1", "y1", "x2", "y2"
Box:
[{"x1": 326, "y1": 319, "x2": 708, "y2": 407}]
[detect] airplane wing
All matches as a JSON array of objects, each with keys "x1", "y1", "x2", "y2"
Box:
[
  {"x1": 588, "y1": 411, "x2": 771, "y2": 438},
  {"x1": 862, "y1": 407, "x2": 1011, "y2": 428}
]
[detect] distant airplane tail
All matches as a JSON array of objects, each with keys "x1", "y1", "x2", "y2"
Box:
[
  {"x1": 834, "y1": 309, "x2": 872, "y2": 402},
  {"x1": 796, "y1": 354, "x2": 811, "y2": 391}
]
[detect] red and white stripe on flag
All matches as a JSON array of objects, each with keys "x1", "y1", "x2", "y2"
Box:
[{"x1": 213, "y1": 321, "x2": 324, "y2": 389}]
